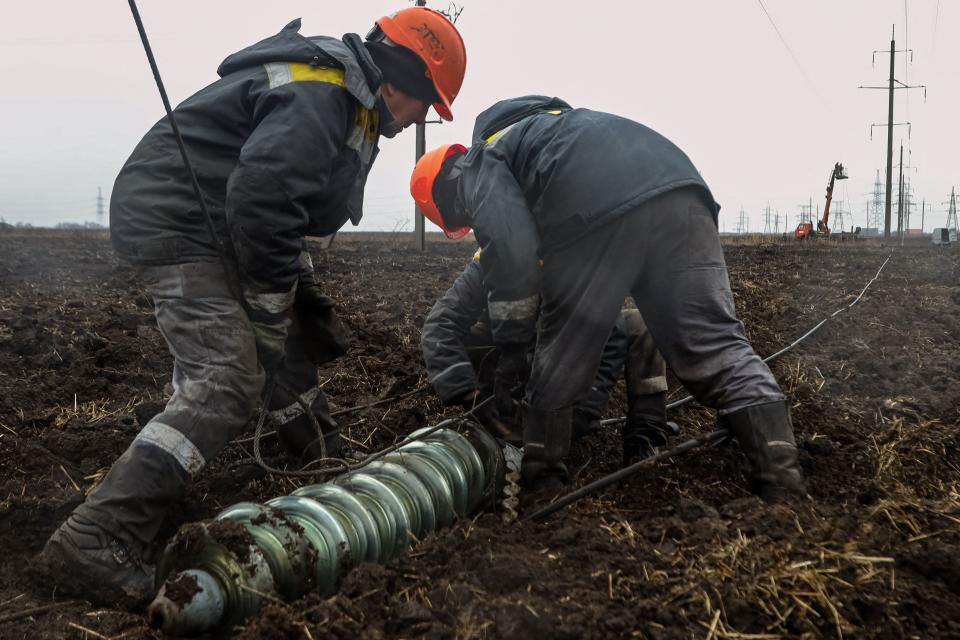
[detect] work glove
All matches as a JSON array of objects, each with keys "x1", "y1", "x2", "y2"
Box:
[
  {"x1": 295, "y1": 280, "x2": 350, "y2": 366},
  {"x1": 458, "y1": 389, "x2": 521, "y2": 444},
  {"x1": 493, "y1": 343, "x2": 531, "y2": 421}
]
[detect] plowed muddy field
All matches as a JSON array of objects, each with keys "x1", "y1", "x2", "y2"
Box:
[{"x1": 1, "y1": 230, "x2": 958, "y2": 639}]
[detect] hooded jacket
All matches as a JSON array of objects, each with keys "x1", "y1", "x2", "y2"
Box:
[
  {"x1": 457, "y1": 95, "x2": 718, "y2": 345},
  {"x1": 110, "y1": 19, "x2": 383, "y2": 314}
]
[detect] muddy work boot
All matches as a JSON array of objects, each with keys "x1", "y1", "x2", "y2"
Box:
[
  {"x1": 622, "y1": 393, "x2": 678, "y2": 466},
  {"x1": 39, "y1": 514, "x2": 154, "y2": 608},
  {"x1": 519, "y1": 404, "x2": 572, "y2": 512},
  {"x1": 721, "y1": 399, "x2": 807, "y2": 502},
  {"x1": 271, "y1": 387, "x2": 342, "y2": 463}
]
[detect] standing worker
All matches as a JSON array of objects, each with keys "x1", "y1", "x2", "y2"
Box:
[
  {"x1": 40, "y1": 9, "x2": 466, "y2": 606},
  {"x1": 410, "y1": 95, "x2": 806, "y2": 505}
]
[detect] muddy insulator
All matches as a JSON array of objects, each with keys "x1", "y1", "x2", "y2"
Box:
[{"x1": 148, "y1": 423, "x2": 508, "y2": 636}]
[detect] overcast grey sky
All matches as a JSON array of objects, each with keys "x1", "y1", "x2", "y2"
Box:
[{"x1": 0, "y1": 1, "x2": 956, "y2": 233}]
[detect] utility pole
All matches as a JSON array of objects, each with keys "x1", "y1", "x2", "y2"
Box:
[
  {"x1": 763, "y1": 203, "x2": 773, "y2": 234},
  {"x1": 412, "y1": 0, "x2": 428, "y2": 251},
  {"x1": 96, "y1": 187, "x2": 106, "y2": 226},
  {"x1": 859, "y1": 26, "x2": 926, "y2": 240},
  {"x1": 921, "y1": 199, "x2": 925, "y2": 232}
]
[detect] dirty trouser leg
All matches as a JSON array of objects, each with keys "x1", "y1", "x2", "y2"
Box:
[
  {"x1": 623, "y1": 189, "x2": 783, "y2": 412},
  {"x1": 527, "y1": 190, "x2": 782, "y2": 415},
  {"x1": 621, "y1": 308, "x2": 672, "y2": 459},
  {"x1": 75, "y1": 261, "x2": 264, "y2": 550},
  {"x1": 269, "y1": 250, "x2": 342, "y2": 462},
  {"x1": 622, "y1": 309, "x2": 668, "y2": 401},
  {"x1": 268, "y1": 312, "x2": 341, "y2": 462},
  {"x1": 526, "y1": 239, "x2": 636, "y2": 413},
  {"x1": 573, "y1": 317, "x2": 628, "y2": 439},
  {"x1": 522, "y1": 223, "x2": 640, "y2": 485}
]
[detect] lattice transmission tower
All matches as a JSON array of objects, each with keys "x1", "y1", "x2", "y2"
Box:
[
  {"x1": 945, "y1": 187, "x2": 959, "y2": 233},
  {"x1": 833, "y1": 199, "x2": 847, "y2": 233},
  {"x1": 735, "y1": 209, "x2": 749, "y2": 235}
]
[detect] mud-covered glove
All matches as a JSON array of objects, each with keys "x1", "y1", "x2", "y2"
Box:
[
  {"x1": 249, "y1": 310, "x2": 288, "y2": 373},
  {"x1": 493, "y1": 343, "x2": 531, "y2": 421},
  {"x1": 458, "y1": 390, "x2": 520, "y2": 443},
  {"x1": 295, "y1": 280, "x2": 350, "y2": 366}
]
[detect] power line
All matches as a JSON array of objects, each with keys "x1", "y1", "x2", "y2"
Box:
[{"x1": 755, "y1": 0, "x2": 829, "y2": 110}]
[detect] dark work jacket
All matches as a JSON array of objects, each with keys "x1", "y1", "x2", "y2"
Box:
[
  {"x1": 458, "y1": 95, "x2": 719, "y2": 345},
  {"x1": 110, "y1": 19, "x2": 382, "y2": 314},
  {"x1": 422, "y1": 254, "x2": 627, "y2": 414}
]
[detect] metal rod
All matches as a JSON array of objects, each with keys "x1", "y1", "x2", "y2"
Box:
[{"x1": 527, "y1": 429, "x2": 729, "y2": 521}]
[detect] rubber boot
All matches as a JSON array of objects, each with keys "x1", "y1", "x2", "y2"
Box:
[
  {"x1": 622, "y1": 392, "x2": 677, "y2": 466},
  {"x1": 520, "y1": 404, "x2": 572, "y2": 511},
  {"x1": 720, "y1": 399, "x2": 807, "y2": 502}
]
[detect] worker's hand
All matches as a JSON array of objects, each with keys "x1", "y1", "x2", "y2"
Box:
[
  {"x1": 251, "y1": 314, "x2": 288, "y2": 373},
  {"x1": 493, "y1": 344, "x2": 531, "y2": 421},
  {"x1": 295, "y1": 281, "x2": 350, "y2": 365},
  {"x1": 459, "y1": 390, "x2": 520, "y2": 444}
]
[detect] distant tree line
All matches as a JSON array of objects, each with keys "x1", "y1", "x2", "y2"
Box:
[{"x1": 0, "y1": 218, "x2": 105, "y2": 230}]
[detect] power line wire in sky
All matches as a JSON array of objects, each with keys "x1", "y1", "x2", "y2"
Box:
[{"x1": 755, "y1": 0, "x2": 831, "y2": 112}]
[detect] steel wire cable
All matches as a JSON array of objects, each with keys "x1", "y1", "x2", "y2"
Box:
[
  {"x1": 245, "y1": 387, "x2": 494, "y2": 478},
  {"x1": 602, "y1": 253, "x2": 893, "y2": 425}
]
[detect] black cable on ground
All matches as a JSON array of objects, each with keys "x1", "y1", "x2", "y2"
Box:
[{"x1": 232, "y1": 384, "x2": 429, "y2": 446}]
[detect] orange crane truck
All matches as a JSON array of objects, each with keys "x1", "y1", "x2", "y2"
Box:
[{"x1": 796, "y1": 162, "x2": 848, "y2": 239}]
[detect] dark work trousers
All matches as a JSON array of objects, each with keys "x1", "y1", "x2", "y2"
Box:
[
  {"x1": 75, "y1": 257, "x2": 328, "y2": 552},
  {"x1": 526, "y1": 188, "x2": 783, "y2": 416}
]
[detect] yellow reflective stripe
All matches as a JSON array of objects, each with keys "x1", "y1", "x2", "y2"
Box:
[
  {"x1": 264, "y1": 62, "x2": 346, "y2": 89},
  {"x1": 288, "y1": 63, "x2": 345, "y2": 85},
  {"x1": 472, "y1": 248, "x2": 482, "y2": 261},
  {"x1": 354, "y1": 105, "x2": 379, "y2": 144},
  {"x1": 484, "y1": 110, "x2": 563, "y2": 143}
]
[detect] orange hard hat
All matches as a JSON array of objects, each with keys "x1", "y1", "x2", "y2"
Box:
[
  {"x1": 375, "y1": 7, "x2": 466, "y2": 121},
  {"x1": 410, "y1": 143, "x2": 469, "y2": 239}
]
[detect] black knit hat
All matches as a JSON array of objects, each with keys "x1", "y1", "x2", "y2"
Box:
[{"x1": 364, "y1": 40, "x2": 439, "y2": 104}]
